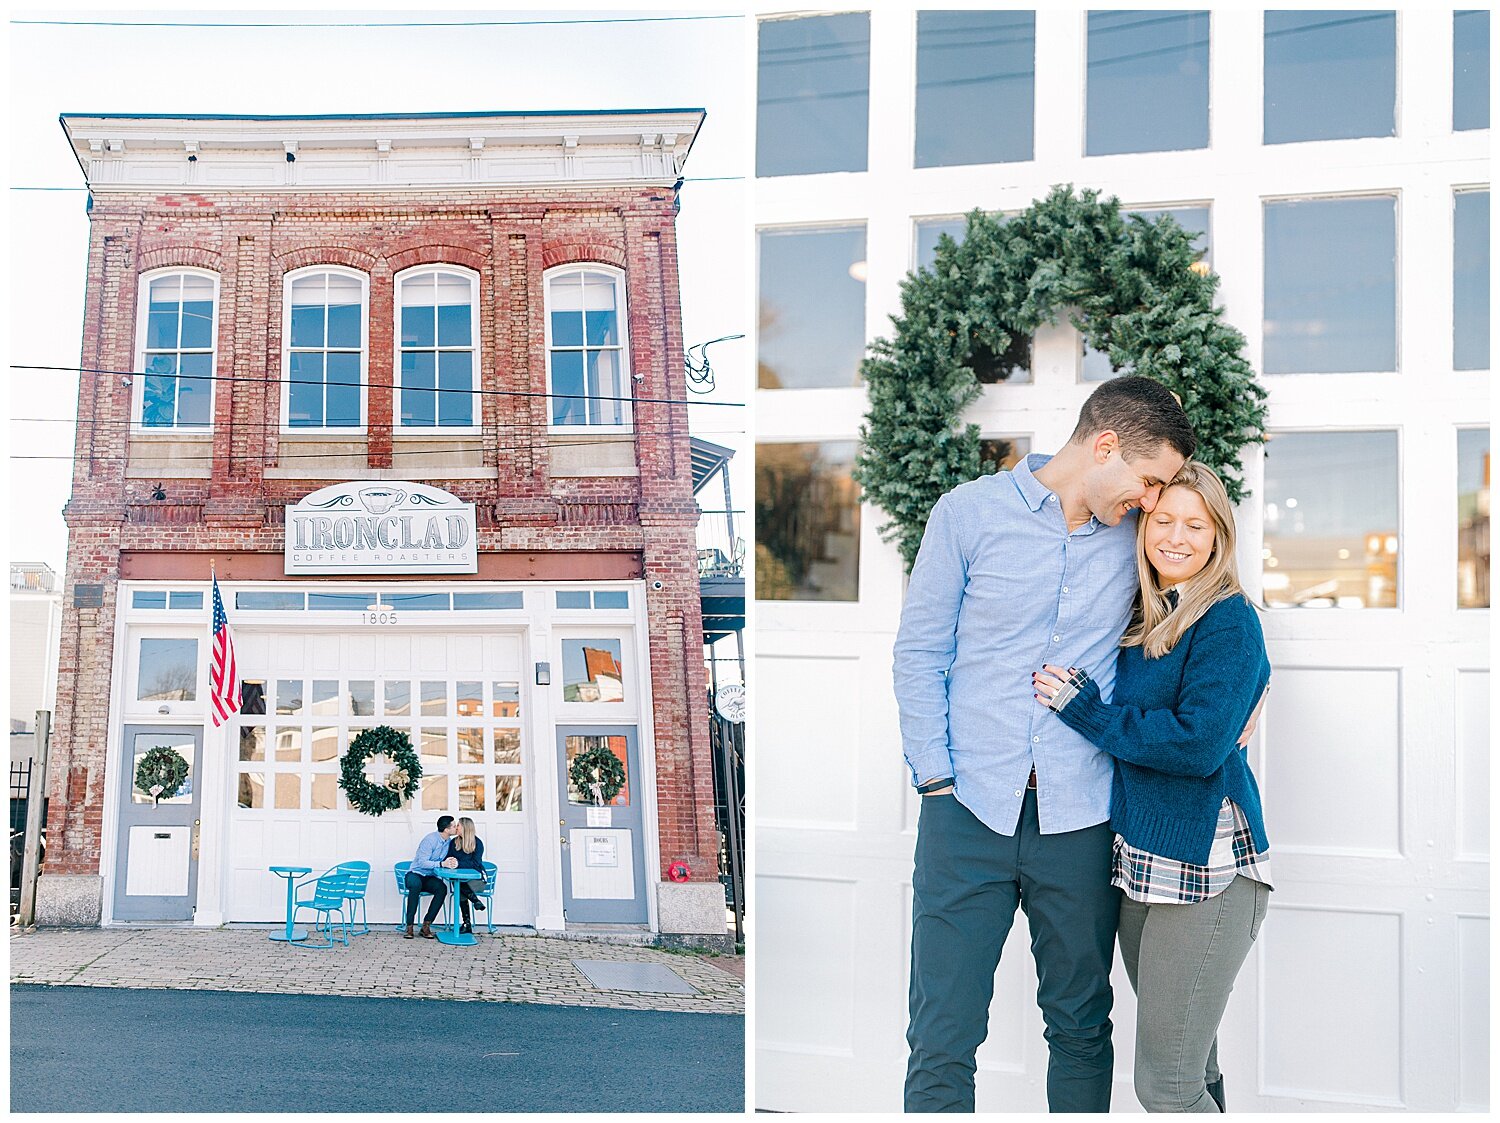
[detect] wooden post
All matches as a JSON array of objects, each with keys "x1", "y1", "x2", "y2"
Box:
[{"x1": 18, "y1": 709, "x2": 52, "y2": 928}]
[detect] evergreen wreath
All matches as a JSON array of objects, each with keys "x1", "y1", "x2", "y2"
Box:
[
  {"x1": 854, "y1": 184, "x2": 1268, "y2": 570},
  {"x1": 568, "y1": 742, "x2": 627, "y2": 806},
  {"x1": 339, "y1": 726, "x2": 422, "y2": 817},
  {"x1": 134, "y1": 745, "x2": 190, "y2": 803}
]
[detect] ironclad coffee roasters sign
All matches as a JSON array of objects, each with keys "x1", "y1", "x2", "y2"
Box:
[{"x1": 285, "y1": 482, "x2": 477, "y2": 574}]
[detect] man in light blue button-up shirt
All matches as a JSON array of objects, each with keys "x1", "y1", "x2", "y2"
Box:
[
  {"x1": 897, "y1": 377, "x2": 1195, "y2": 1112},
  {"x1": 404, "y1": 814, "x2": 461, "y2": 938}
]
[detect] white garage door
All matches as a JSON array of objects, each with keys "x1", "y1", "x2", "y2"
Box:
[{"x1": 224, "y1": 629, "x2": 534, "y2": 925}]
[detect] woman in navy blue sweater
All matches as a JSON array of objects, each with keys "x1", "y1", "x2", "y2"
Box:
[
  {"x1": 1033, "y1": 461, "x2": 1272, "y2": 1114},
  {"x1": 447, "y1": 816, "x2": 487, "y2": 934}
]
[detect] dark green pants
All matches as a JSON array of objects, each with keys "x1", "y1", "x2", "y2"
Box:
[{"x1": 905, "y1": 790, "x2": 1120, "y2": 1112}]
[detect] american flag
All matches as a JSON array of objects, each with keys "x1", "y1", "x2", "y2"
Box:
[{"x1": 209, "y1": 575, "x2": 240, "y2": 727}]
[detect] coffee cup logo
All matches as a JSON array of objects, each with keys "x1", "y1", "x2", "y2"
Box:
[{"x1": 358, "y1": 487, "x2": 407, "y2": 515}]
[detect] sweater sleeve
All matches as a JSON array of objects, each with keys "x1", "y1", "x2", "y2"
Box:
[{"x1": 1053, "y1": 601, "x2": 1267, "y2": 779}]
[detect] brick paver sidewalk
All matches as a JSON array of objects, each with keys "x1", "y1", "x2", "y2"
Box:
[{"x1": 9, "y1": 927, "x2": 743, "y2": 1015}]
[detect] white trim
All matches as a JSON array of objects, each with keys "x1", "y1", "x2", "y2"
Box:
[
  {"x1": 280, "y1": 264, "x2": 369, "y2": 434},
  {"x1": 393, "y1": 263, "x2": 483, "y2": 434},
  {"x1": 543, "y1": 263, "x2": 634, "y2": 433},
  {"x1": 131, "y1": 266, "x2": 220, "y2": 433}
]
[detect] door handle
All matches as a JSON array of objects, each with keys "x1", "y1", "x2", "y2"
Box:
[
  {"x1": 560, "y1": 836, "x2": 569, "y2": 846},
  {"x1": 191, "y1": 819, "x2": 201, "y2": 861}
]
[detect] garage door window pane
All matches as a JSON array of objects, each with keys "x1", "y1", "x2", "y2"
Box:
[
  {"x1": 457, "y1": 728, "x2": 484, "y2": 764},
  {"x1": 1454, "y1": 191, "x2": 1489, "y2": 371},
  {"x1": 561, "y1": 640, "x2": 625, "y2": 703},
  {"x1": 1083, "y1": 206, "x2": 1211, "y2": 380},
  {"x1": 493, "y1": 728, "x2": 522, "y2": 765},
  {"x1": 310, "y1": 775, "x2": 338, "y2": 811},
  {"x1": 421, "y1": 774, "x2": 447, "y2": 811},
  {"x1": 238, "y1": 726, "x2": 265, "y2": 762},
  {"x1": 756, "y1": 441, "x2": 861, "y2": 601},
  {"x1": 384, "y1": 681, "x2": 410, "y2": 717},
  {"x1": 276, "y1": 680, "x2": 303, "y2": 715},
  {"x1": 758, "y1": 226, "x2": 866, "y2": 389},
  {"x1": 275, "y1": 774, "x2": 301, "y2": 810},
  {"x1": 137, "y1": 638, "x2": 197, "y2": 701},
  {"x1": 458, "y1": 776, "x2": 486, "y2": 812},
  {"x1": 1263, "y1": 197, "x2": 1396, "y2": 374},
  {"x1": 1453, "y1": 9, "x2": 1489, "y2": 131},
  {"x1": 421, "y1": 729, "x2": 449, "y2": 763},
  {"x1": 1458, "y1": 429, "x2": 1490, "y2": 608},
  {"x1": 1264, "y1": 10, "x2": 1396, "y2": 144},
  {"x1": 275, "y1": 727, "x2": 302, "y2": 763},
  {"x1": 311, "y1": 727, "x2": 338, "y2": 763},
  {"x1": 1086, "y1": 10, "x2": 1210, "y2": 155},
  {"x1": 494, "y1": 775, "x2": 523, "y2": 813},
  {"x1": 237, "y1": 773, "x2": 264, "y2": 809},
  {"x1": 757, "y1": 13, "x2": 869, "y2": 177},
  {"x1": 1263, "y1": 431, "x2": 1399, "y2": 608},
  {"x1": 916, "y1": 11, "x2": 1034, "y2": 168},
  {"x1": 492, "y1": 683, "x2": 520, "y2": 718}
]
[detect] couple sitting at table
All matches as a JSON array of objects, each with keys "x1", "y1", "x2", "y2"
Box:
[{"x1": 403, "y1": 814, "x2": 487, "y2": 940}]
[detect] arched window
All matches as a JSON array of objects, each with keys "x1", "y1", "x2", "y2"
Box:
[
  {"x1": 135, "y1": 269, "x2": 218, "y2": 429},
  {"x1": 395, "y1": 266, "x2": 481, "y2": 429},
  {"x1": 283, "y1": 266, "x2": 367, "y2": 430},
  {"x1": 544, "y1": 265, "x2": 631, "y2": 430}
]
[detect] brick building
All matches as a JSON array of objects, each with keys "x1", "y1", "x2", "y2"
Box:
[{"x1": 40, "y1": 110, "x2": 725, "y2": 943}]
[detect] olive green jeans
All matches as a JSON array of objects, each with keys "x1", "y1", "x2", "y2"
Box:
[{"x1": 1116, "y1": 874, "x2": 1271, "y2": 1113}]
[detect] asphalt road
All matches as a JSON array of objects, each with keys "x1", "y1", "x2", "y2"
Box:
[{"x1": 11, "y1": 985, "x2": 744, "y2": 1113}]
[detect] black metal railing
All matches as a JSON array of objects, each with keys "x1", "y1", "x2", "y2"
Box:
[{"x1": 709, "y1": 702, "x2": 745, "y2": 946}]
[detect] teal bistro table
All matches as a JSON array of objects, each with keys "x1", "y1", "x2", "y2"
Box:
[
  {"x1": 433, "y1": 867, "x2": 481, "y2": 946},
  {"x1": 268, "y1": 866, "x2": 312, "y2": 942}
]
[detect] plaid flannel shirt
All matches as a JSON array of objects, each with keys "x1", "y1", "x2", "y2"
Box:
[{"x1": 1112, "y1": 798, "x2": 1273, "y2": 905}]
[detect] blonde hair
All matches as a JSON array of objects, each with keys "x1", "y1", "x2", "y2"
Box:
[
  {"x1": 456, "y1": 816, "x2": 477, "y2": 854},
  {"x1": 1121, "y1": 461, "x2": 1244, "y2": 659}
]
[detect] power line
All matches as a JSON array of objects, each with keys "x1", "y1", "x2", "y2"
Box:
[
  {"x1": 10, "y1": 364, "x2": 745, "y2": 410},
  {"x1": 12, "y1": 14, "x2": 745, "y2": 29}
]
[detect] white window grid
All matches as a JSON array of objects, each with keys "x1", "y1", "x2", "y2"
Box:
[
  {"x1": 234, "y1": 676, "x2": 525, "y2": 814},
  {"x1": 394, "y1": 265, "x2": 483, "y2": 432},
  {"x1": 281, "y1": 266, "x2": 368, "y2": 433},
  {"x1": 543, "y1": 264, "x2": 633, "y2": 432},
  {"x1": 133, "y1": 268, "x2": 219, "y2": 431}
]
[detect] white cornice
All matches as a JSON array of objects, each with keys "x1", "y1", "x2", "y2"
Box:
[{"x1": 61, "y1": 110, "x2": 706, "y2": 193}]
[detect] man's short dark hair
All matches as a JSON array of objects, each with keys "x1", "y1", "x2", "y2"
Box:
[
  {"x1": 1067, "y1": 375, "x2": 1196, "y2": 461},
  {"x1": 436, "y1": 815, "x2": 455, "y2": 832}
]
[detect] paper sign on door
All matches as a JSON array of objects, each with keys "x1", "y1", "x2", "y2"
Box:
[{"x1": 584, "y1": 834, "x2": 619, "y2": 867}]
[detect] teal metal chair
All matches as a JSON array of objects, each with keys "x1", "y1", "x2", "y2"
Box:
[
  {"x1": 393, "y1": 861, "x2": 452, "y2": 931},
  {"x1": 471, "y1": 861, "x2": 498, "y2": 935},
  {"x1": 332, "y1": 860, "x2": 371, "y2": 936},
  {"x1": 290, "y1": 867, "x2": 357, "y2": 949}
]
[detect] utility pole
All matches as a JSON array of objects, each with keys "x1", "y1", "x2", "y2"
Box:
[{"x1": 18, "y1": 710, "x2": 51, "y2": 928}]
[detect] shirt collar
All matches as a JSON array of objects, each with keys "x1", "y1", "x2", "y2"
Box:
[{"x1": 1010, "y1": 452, "x2": 1056, "y2": 513}]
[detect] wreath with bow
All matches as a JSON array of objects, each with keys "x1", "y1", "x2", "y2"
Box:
[
  {"x1": 568, "y1": 742, "x2": 627, "y2": 806},
  {"x1": 338, "y1": 726, "x2": 422, "y2": 816},
  {"x1": 134, "y1": 745, "x2": 190, "y2": 803}
]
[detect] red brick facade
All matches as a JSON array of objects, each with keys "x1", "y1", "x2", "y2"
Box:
[{"x1": 50, "y1": 181, "x2": 718, "y2": 890}]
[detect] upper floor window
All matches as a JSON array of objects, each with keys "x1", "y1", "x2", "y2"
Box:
[
  {"x1": 137, "y1": 270, "x2": 216, "y2": 429},
  {"x1": 284, "y1": 268, "x2": 365, "y2": 430},
  {"x1": 397, "y1": 267, "x2": 479, "y2": 429},
  {"x1": 757, "y1": 13, "x2": 870, "y2": 177},
  {"x1": 1086, "y1": 10, "x2": 1210, "y2": 156},
  {"x1": 545, "y1": 267, "x2": 630, "y2": 429},
  {"x1": 1264, "y1": 10, "x2": 1397, "y2": 145}
]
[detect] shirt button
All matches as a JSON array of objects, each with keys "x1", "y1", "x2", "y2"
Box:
[
  {"x1": 1062, "y1": 586, "x2": 1069, "y2": 593},
  {"x1": 1052, "y1": 635, "x2": 1061, "y2": 642},
  {"x1": 1032, "y1": 736, "x2": 1040, "y2": 743},
  {"x1": 1014, "y1": 790, "x2": 1023, "y2": 797}
]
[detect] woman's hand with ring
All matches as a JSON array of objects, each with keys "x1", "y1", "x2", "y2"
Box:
[{"x1": 1033, "y1": 664, "x2": 1080, "y2": 711}]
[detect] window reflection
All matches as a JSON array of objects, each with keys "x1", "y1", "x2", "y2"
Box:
[
  {"x1": 132, "y1": 733, "x2": 194, "y2": 805},
  {"x1": 757, "y1": 13, "x2": 869, "y2": 177},
  {"x1": 1263, "y1": 197, "x2": 1396, "y2": 374},
  {"x1": 1453, "y1": 10, "x2": 1489, "y2": 132},
  {"x1": 758, "y1": 226, "x2": 866, "y2": 389},
  {"x1": 493, "y1": 775, "x2": 523, "y2": 813},
  {"x1": 916, "y1": 11, "x2": 1034, "y2": 168},
  {"x1": 1458, "y1": 429, "x2": 1490, "y2": 609},
  {"x1": 1264, "y1": 10, "x2": 1396, "y2": 144},
  {"x1": 561, "y1": 639, "x2": 625, "y2": 703},
  {"x1": 1263, "y1": 431, "x2": 1399, "y2": 608},
  {"x1": 1083, "y1": 206, "x2": 1211, "y2": 381},
  {"x1": 137, "y1": 638, "x2": 197, "y2": 701},
  {"x1": 1086, "y1": 10, "x2": 1210, "y2": 155},
  {"x1": 1454, "y1": 191, "x2": 1489, "y2": 371},
  {"x1": 756, "y1": 441, "x2": 861, "y2": 601},
  {"x1": 979, "y1": 437, "x2": 1031, "y2": 476}
]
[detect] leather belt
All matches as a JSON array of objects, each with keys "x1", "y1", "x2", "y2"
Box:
[{"x1": 1027, "y1": 767, "x2": 1038, "y2": 790}]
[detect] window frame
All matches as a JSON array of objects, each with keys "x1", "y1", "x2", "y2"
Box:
[
  {"x1": 280, "y1": 264, "x2": 369, "y2": 435},
  {"x1": 393, "y1": 264, "x2": 483, "y2": 434},
  {"x1": 132, "y1": 266, "x2": 220, "y2": 433},
  {"x1": 543, "y1": 264, "x2": 633, "y2": 434}
]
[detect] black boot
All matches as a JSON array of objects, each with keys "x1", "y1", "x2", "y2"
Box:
[{"x1": 1206, "y1": 1076, "x2": 1225, "y2": 1112}]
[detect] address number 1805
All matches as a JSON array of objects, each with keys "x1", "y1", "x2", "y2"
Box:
[{"x1": 360, "y1": 610, "x2": 400, "y2": 625}]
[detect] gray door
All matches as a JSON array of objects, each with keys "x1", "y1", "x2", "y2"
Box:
[
  {"x1": 556, "y1": 726, "x2": 648, "y2": 924},
  {"x1": 114, "y1": 726, "x2": 202, "y2": 921}
]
